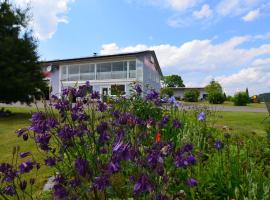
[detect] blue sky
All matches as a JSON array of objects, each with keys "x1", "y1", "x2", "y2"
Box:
[{"x1": 14, "y1": 0, "x2": 270, "y2": 95}]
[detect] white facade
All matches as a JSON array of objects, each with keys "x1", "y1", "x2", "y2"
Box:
[{"x1": 42, "y1": 51, "x2": 162, "y2": 97}]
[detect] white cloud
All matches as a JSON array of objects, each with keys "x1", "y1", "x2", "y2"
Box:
[
  {"x1": 216, "y1": 58, "x2": 270, "y2": 95},
  {"x1": 242, "y1": 8, "x2": 260, "y2": 21},
  {"x1": 13, "y1": 0, "x2": 75, "y2": 40},
  {"x1": 193, "y1": 4, "x2": 213, "y2": 19},
  {"x1": 100, "y1": 34, "x2": 270, "y2": 95},
  {"x1": 166, "y1": 0, "x2": 198, "y2": 11}
]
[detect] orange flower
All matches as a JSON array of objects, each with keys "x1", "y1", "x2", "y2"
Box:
[{"x1": 155, "y1": 132, "x2": 161, "y2": 143}]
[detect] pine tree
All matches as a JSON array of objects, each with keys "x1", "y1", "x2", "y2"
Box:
[{"x1": 0, "y1": 1, "x2": 47, "y2": 104}]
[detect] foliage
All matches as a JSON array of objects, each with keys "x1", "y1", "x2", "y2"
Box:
[
  {"x1": 162, "y1": 75, "x2": 185, "y2": 87},
  {"x1": 234, "y1": 92, "x2": 250, "y2": 106},
  {"x1": 160, "y1": 87, "x2": 174, "y2": 97},
  {"x1": 205, "y1": 80, "x2": 225, "y2": 104},
  {"x1": 0, "y1": 1, "x2": 47, "y2": 104},
  {"x1": 184, "y1": 89, "x2": 200, "y2": 102},
  {"x1": 226, "y1": 95, "x2": 233, "y2": 101},
  {"x1": 1, "y1": 83, "x2": 270, "y2": 199},
  {"x1": 207, "y1": 91, "x2": 226, "y2": 104}
]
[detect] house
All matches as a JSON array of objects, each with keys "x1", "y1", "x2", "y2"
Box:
[
  {"x1": 41, "y1": 51, "x2": 162, "y2": 97},
  {"x1": 169, "y1": 87, "x2": 208, "y2": 100}
]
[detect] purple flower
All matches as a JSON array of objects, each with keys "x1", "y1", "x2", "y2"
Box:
[
  {"x1": 22, "y1": 133, "x2": 28, "y2": 141},
  {"x1": 19, "y1": 152, "x2": 31, "y2": 158},
  {"x1": 146, "y1": 89, "x2": 159, "y2": 101},
  {"x1": 173, "y1": 119, "x2": 181, "y2": 129},
  {"x1": 19, "y1": 160, "x2": 34, "y2": 174},
  {"x1": 214, "y1": 140, "x2": 223, "y2": 150},
  {"x1": 159, "y1": 116, "x2": 170, "y2": 128},
  {"x1": 91, "y1": 91, "x2": 100, "y2": 99},
  {"x1": 16, "y1": 128, "x2": 28, "y2": 137},
  {"x1": 198, "y1": 112, "x2": 206, "y2": 121},
  {"x1": 58, "y1": 125, "x2": 75, "y2": 142},
  {"x1": 75, "y1": 158, "x2": 90, "y2": 177},
  {"x1": 97, "y1": 101, "x2": 107, "y2": 112},
  {"x1": 107, "y1": 161, "x2": 121, "y2": 173},
  {"x1": 156, "y1": 193, "x2": 170, "y2": 200},
  {"x1": 69, "y1": 178, "x2": 81, "y2": 188},
  {"x1": 47, "y1": 117, "x2": 58, "y2": 128},
  {"x1": 93, "y1": 175, "x2": 109, "y2": 190},
  {"x1": 187, "y1": 155, "x2": 196, "y2": 165},
  {"x1": 133, "y1": 174, "x2": 153, "y2": 194},
  {"x1": 147, "y1": 150, "x2": 164, "y2": 168},
  {"x1": 134, "y1": 84, "x2": 142, "y2": 95},
  {"x1": 20, "y1": 180, "x2": 27, "y2": 191},
  {"x1": 35, "y1": 133, "x2": 51, "y2": 151},
  {"x1": 168, "y1": 96, "x2": 176, "y2": 104},
  {"x1": 187, "y1": 178, "x2": 198, "y2": 187},
  {"x1": 45, "y1": 157, "x2": 57, "y2": 166},
  {"x1": 3, "y1": 185, "x2": 15, "y2": 196},
  {"x1": 96, "y1": 122, "x2": 108, "y2": 134},
  {"x1": 53, "y1": 184, "x2": 68, "y2": 199}
]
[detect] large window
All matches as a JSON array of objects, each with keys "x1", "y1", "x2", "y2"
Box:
[
  {"x1": 111, "y1": 85, "x2": 125, "y2": 96},
  {"x1": 129, "y1": 61, "x2": 136, "y2": 78},
  {"x1": 61, "y1": 60, "x2": 136, "y2": 81},
  {"x1": 80, "y1": 64, "x2": 95, "y2": 80},
  {"x1": 112, "y1": 62, "x2": 127, "y2": 79}
]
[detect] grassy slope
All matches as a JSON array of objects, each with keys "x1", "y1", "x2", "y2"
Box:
[
  {"x1": 184, "y1": 101, "x2": 266, "y2": 108},
  {"x1": 0, "y1": 107, "x2": 53, "y2": 197}
]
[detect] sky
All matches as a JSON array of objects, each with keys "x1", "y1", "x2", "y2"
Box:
[{"x1": 11, "y1": 0, "x2": 270, "y2": 95}]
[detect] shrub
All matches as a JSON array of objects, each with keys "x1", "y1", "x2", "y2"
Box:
[
  {"x1": 160, "y1": 87, "x2": 174, "y2": 97},
  {"x1": 226, "y1": 95, "x2": 233, "y2": 101},
  {"x1": 184, "y1": 89, "x2": 199, "y2": 102},
  {"x1": 207, "y1": 92, "x2": 225, "y2": 104},
  {"x1": 233, "y1": 91, "x2": 250, "y2": 106}
]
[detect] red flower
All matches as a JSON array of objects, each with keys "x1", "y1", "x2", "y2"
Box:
[{"x1": 155, "y1": 132, "x2": 161, "y2": 143}]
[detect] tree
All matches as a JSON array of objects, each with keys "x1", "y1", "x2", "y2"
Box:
[
  {"x1": 205, "y1": 80, "x2": 225, "y2": 104},
  {"x1": 0, "y1": 1, "x2": 47, "y2": 104},
  {"x1": 160, "y1": 87, "x2": 174, "y2": 97},
  {"x1": 162, "y1": 75, "x2": 185, "y2": 87},
  {"x1": 233, "y1": 92, "x2": 249, "y2": 106}
]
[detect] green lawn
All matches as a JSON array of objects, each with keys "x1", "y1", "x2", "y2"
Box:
[
  {"x1": 214, "y1": 111, "x2": 268, "y2": 136},
  {"x1": 184, "y1": 101, "x2": 266, "y2": 108},
  {"x1": 0, "y1": 107, "x2": 53, "y2": 197},
  {"x1": 0, "y1": 106, "x2": 269, "y2": 197}
]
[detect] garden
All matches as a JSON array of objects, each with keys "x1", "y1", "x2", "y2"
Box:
[{"x1": 0, "y1": 82, "x2": 270, "y2": 200}]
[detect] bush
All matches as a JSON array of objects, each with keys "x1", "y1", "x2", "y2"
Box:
[
  {"x1": 207, "y1": 92, "x2": 225, "y2": 104},
  {"x1": 184, "y1": 89, "x2": 199, "y2": 102},
  {"x1": 160, "y1": 87, "x2": 174, "y2": 97},
  {"x1": 226, "y1": 95, "x2": 233, "y2": 101},
  {"x1": 233, "y1": 91, "x2": 250, "y2": 106}
]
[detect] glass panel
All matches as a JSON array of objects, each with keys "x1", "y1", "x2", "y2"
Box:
[
  {"x1": 112, "y1": 62, "x2": 127, "y2": 79},
  {"x1": 80, "y1": 64, "x2": 95, "y2": 80},
  {"x1": 68, "y1": 65, "x2": 80, "y2": 81},
  {"x1": 129, "y1": 61, "x2": 136, "y2": 78},
  {"x1": 97, "y1": 63, "x2": 111, "y2": 80},
  {"x1": 111, "y1": 85, "x2": 125, "y2": 95},
  {"x1": 61, "y1": 66, "x2": 68, "y2": 81}
]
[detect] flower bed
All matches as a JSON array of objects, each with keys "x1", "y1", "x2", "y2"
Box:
[{"x1": 1, "y1": 82, "x2": 270, "y2": 199}]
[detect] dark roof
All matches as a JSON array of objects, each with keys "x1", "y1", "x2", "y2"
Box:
[{"x1": 40, "y1": 50, "x2": 163, "y2": 76}]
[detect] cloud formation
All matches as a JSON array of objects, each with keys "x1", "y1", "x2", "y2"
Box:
[
  {"x1": 193, "y1": 4, "x2": 213, "y2": 19},
  {"x1": 100, "y1": 34, "x2": 270, "y2": 94},
  {"x1": 13, "y1": 0, "x2": 75, "y2": 40},
  {"x1": 242, "y1": 9, "x2": 260, "y2": 21}
]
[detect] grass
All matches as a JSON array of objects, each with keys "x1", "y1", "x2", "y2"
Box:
[
  {"x1": 184, "y1": 101, "x2": 266, "y2": 108},
  {"x1": 214, "y1": 111, "x2": 269, "y2": 136},
  {"x1": 0, "y1": 107, "x2": 53, "y2": 197}
]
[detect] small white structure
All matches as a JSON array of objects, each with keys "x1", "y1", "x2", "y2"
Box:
[{"x1": 41, "y1": 51, "x2": 162, "y2": 97}]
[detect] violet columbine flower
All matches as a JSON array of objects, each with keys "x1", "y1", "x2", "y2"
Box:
[
  {"x1": 91, "y1": 91, "x2": 100, "y2": 99},
  {"x1": 173, "y1": 119, "x2": 181, "y2": 129},
  {"x1": 156, "y1": 193, "x2": 170, "y2": 200},
  {"x1": 93, "y1": 175, "x2": 109, "y2": 190},
  {"x1": 35, "y1": 133, "x2": 51, "y2": 151},
  {"x1": 159, "y1": 116, "x2": 170, "y2": 128},
  {"x1": 97, "y1": 101, "x2": 107, "y2": 112},
  {"x1": 145, "y1": 89, "x2": 159, "y2": 101},
  {"x1": 19, "y1": 152, "x2": 31, "y2": 158},
  {"x1": 47, "y1": 117, "x2": 58, "y2": 128},
  {"x1": 147, "y1": 150, "x2": 164, "y2": 168},
  {"x1": 187, "y1": 155, "x2": 196, "y2": 165},
  {"x1": 3, "y1": 185, "x2": 15, "y2": 196},
  {"x1": 16, "y1": 128, "x2": 28, "y2": 137},
  {"x1": 19, "y1": 160, "x2": 34, "y2": 174},
  {"x1": 133, "y1": 174, "x2": 153, "y2": 194},
  {"x1": 168, "y1": 96, "x2": 177, "y2": 104},
  {"x1": 58, "y1": 125, "x2": 75, "y2": 143},
  {"x1": 187, "y1": 177, "x2": 198, "y2": 187},
  {"x1": 198, "y1": 112, "x2": 206, "y2": 121},
  {"x1": 75, "y1": 158, "x2": 90, "y2": 177},
  {"x1": 214, "y1": 140, "x2": 223, "y2": 150},
  {"x1": 107, "y1": 161, "x2": 121, "y2": 173},
  {"x1": 134, "y1": 84, "x2": 142, "y2": 95},
  {"x1": 45, "y1": 157, "x2": 57, "y2": 166},
  {"x1": 20, "y1": 180, "x2": 27, "y2": 191},
  {"x1": 53, "y1": 184, "x2": 68, "y2": 199},
  {"x1": 69, "y1": 178, "x2": 81, "y2": 188}
]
